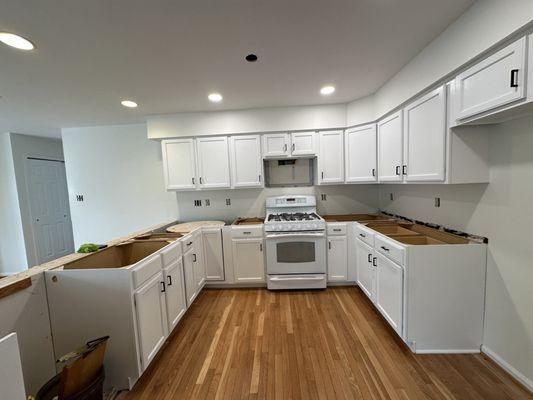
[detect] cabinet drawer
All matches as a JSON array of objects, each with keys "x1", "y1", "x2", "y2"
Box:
[
  {"x1": 181, "y1": 234, "x2": 194, "y2": 253},
  {"x1": 231, "y1": 225, "x2": 263, "y2": 239},
  {"x1": 327, "y1": 223, "x2": 347, "y2": 236},
  {"x1": 375, "y1": 235, "x2": 405, "y2": 266},
  {"x1": 354, "y1": 224, "x2": 374, "y2": 246},
  {"x1": 160, "y1": 241, "x2": 182, "y2": 266},
  {"x1": 132, "y1": 254, "x2": 163, "y2": 289}
]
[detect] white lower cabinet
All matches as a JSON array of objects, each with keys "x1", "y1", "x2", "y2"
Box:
[
  {"x1": 134, "y1": 271, "x2": 168, "y2": 371},
  {"x1": 327, "y1": 236, "x2": 348, "y2": 281},
  {"x1": 232, "y1": 239, "x2": 265, "y2": 283},
  {"x1": 183, "y1": 247, "x2": 198, "y2": 306},
  {"x1": 193, "y1": 230, "x2": 206, "y2": 289},
  {"x1": 375, "y1": 253, "x2": 404, "y2": 336},
  {"x1": 163, "y1": 258, "x2": 187, "y2": 332},
  {"x1": 203, "y1": 228, "x2": 225, "y2": 281},
  {"x1": 355, "y1": 239, "x2": 375, "y2": 301}
]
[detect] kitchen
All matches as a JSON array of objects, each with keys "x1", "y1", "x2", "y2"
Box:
[{"x1": 1, "y1": 1, "x2": 533, "y2": 399}]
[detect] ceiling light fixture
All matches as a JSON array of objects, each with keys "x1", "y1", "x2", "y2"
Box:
[
  {"x1": 0, "y1": 32, "x2": 35, "y2": 51},
  {"x1": 320, "y1": 86, "x2": 336, "y2": 96},
  {"x1": 208, "y1": 93, "x2": 223, "y2": 103},
  {"x1": 121, "y1": 100, "x2": 138, "y2": 108}
]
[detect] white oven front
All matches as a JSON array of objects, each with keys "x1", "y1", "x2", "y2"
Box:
[{"x1": 265, "y1": 232, "x2": 326, "y2": 275}]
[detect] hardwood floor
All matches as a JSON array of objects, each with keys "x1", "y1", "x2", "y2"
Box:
[{"x1": 124, "y1": 287, "x2": 532, "y2": 400}]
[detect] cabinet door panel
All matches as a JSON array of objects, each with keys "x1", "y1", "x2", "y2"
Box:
[
  {"x1": 327, "y1": 236, "x2": 348, "y2": 281},
  {"x1": 203, "y1": 228, "x2": 225, "y2": 281},
  {"x1": 164, "y1": 259, "x2": 187, "y2": 332},
  {"x1": 318, "y1": 130, "x2": 344, "y2": 184},
  {"x1": 345, "y1": 124, "x2": 377, "y2": 183},
  {"x1": 291, "y1": 131, "x2": 316, "y2": 156},
  {"x1": 135, "y1": 272, "x2": 167, "y2": 370},
  {"x1": 376, "y1": 254, "x2": 404, "y2": 336},
  {"x1": 183, "y1": 249, "x2": 197, "y2": 307},
  {"x1": 232, "y1": 239, "x2": 265, "y2": 282},
  {"x1": 455, "y1": 37, "x2": 527, "y2": 120},
  {"x1": 356, "y1": 239, "x2": 375, "y2": 302},
  {"x1": 196, "y1": 137, "x2": 231, "y2": 189},
  {"x1": 378, "y1": 111, "x2": 403, "y2": 182},
  {"x1": 262, "y1": 133, "x2": 290, "y2": 158},
  {"x1": 193, "y1": 231, "x2": 206, "y2": 290},
  {"x1": 231, "y1": 135, "x2": 263, "y2": 188},
  {"x1": 404, "y1": 86, "x2": 446, "y2": 182},
  {"x1": 162, "y1": 139, "x2": 196, "y2": 190}
]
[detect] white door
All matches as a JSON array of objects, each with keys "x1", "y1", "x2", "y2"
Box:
[
  {"x1": 378, "y1": 111, "x2": 403, "y2": 182},
  {"x1": 454, "y1": 37, "x2": 527, "y2": 120},
  {"x1": 327, "y1": 236, "x2": 348, "y2": 281},
  {"x1": 203, "y1": 228, "x2": 225, "y2": 281},
  {"x1": 318, "y1": 130, "x2": 344, "y2": 184},
  {"x1": 193, "y1": 231, "x2": 206, "y2": 289},
  {"x1": 0, "y1": 333, "x2": 26, "y2": 400},
  {"x1": 376, "y1": 253, "x2": 404, "y2": 336},
  {"x1": 356, "y1": 239, "x2": 375, "y2": 301},
  {"x1": 196, "y1": 136, "x2": 231, "y2": 189},
  {"x1": 345, "y1": 124, "x2": 377, "y2": 183},
  {"x1": 232, "y1": 239, "x2": 265, "y2": 283},
  {"x1": 161, "y1": 139, "x2": 197, "y2": 190},
  {"x1": 164, "y1": 258, "x2": 187, "y2": 332},
  {"x1": 262, "y1": 133, "x2": 290, "y2": 158},
  {"x1": 230, "y1": 135, "x2": 263, "y2": 188},
  {"x1": 134, "y1": 271, "x2": 168, "y2": 370},
  {"x1": 290, "y1": 131, "x2": 316, "y2": 156},
  {"x1": 183, "y1": 249, "x2": 197, "y2": 306},
  {"x1": 404, "y1": 86, "x2": 446, "y2": 182},
  {"x1": 27, "y1": 158, "x2": 74, "y2": 264}
]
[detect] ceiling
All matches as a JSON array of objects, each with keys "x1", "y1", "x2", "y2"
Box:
[{"x1": 0, "y1": 0, "x2": 475, "y2": 138}]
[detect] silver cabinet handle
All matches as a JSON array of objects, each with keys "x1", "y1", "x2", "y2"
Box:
[
  {"x1": 367, "y1": 254, "x2": 372, "y2": 263},
  {"x1": 259, "y1": 243, "x2": 263, "y2": 251},
  {"x1": 381, "y1": 246, "x2": 390, "y2": 252},
  {"x1": 199, "y1": 177, "x2": 203, "y2": 184},
  {"x1": 192, "y1": 177, "x2": 195, "y2": 184},
  {"x1": 284, "y1": 143, "x2": 287, "y2": 152},
  {"x1": 292, "y1": 143, "x2": 295, "y2": 152},
  {"x1": 359, "y1": 233, "x2": 366, "y2": 238},
  {"x1": 193, "y1": 254, "x2": 197, "y2": 262},
  {"x1": 372, "y1": 257, "x2": 377, "y2": 267},
  {"x1": 258, "y1": 174, "x2": 261, "y2": 182},
  {"x1": 160, "y1": 281, "x2": 166, "y2": 293}
]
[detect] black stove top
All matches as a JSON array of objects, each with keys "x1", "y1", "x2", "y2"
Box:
[{"x1": 267, "y1": 212, "x2": 320, "y2": 222}]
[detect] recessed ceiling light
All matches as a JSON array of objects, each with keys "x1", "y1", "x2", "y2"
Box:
[
  {"x1": 208, "y1": 93, "x2": 223, "y2": 103},
  {"x1": 245, "y1": 54, "x2": 258, "y2": 62},
  {"x1": 0, "y1": 32, "x2": 34, "y2": 51},
  {"x1": 320, "y1": 86, "x2": 336, "y2": 96},
  {"x1": 121, "y1": 100, "x2": 138, "y2": 108}
]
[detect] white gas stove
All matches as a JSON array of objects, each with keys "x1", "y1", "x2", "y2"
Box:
[{"x1": 264, "y1": 196, "x2": 327, "y2": 290}]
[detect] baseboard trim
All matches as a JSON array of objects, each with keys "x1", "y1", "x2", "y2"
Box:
[
  {"x1": 481, "y1": 345, "x2": 533, "y2": 393},
  {"x1": 205, "y1": 283, "x2": 267, "y2": 289},
  {"x1": 414, "y1": 348, "x2": 480, "y2": 354}
]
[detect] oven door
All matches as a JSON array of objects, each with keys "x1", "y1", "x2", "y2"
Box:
[{"x1": 265, "y1": 232, "x2": 326, "y2": 275}]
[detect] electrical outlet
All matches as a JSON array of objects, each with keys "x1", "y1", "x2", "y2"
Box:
[
  {"x1": 76, "y1": 194, "x2": 84, "y2": 202},
  {"x1": 194, "y1": 200, "x2": 202, "y2": 207},
  {"x1": 389, "y1": 193, "x2": 394, "y2": 201},
  {"x1": 435, "y1": 197, "x2": 441, "y2": 208},
  {"x1": 205, "y1": 199, "x2": 211, "y2": 206},
  {"x1": 226, "y1": 198, "x2": 231, "y2": 206},
  {"x1": 321, "y1": 194, "x2": 327, "y2": 201}
]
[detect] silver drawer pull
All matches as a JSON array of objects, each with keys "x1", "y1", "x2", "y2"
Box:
[
  {"x1": 333, "y1": 229, "x2": 341, "y2": 232},
  {"x1": 359, "y1": 233, "x2": 366, "y2": 238},
  {"x1": 381, "y1": 246, "x2": 390, "y2": 252},
  {"x1": 243, "y1": 231, "x2": 251, "y2": 235}
]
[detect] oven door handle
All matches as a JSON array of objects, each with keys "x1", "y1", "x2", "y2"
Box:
[
  {"x1": 269, "y1": 276, "x2": 325, "y2": 281},
  {"x1": 265, "y1": 233, "x2": 325, "y2": 239}
]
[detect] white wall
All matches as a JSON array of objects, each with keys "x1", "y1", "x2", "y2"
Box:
[
  {"x1": 0, "y1": 133, "x2": 27, "y2": 274},
  {"x1": 148, "y1": 104, "x2": 347, "y2": 139},
  {"x1": 62, "y1": 124, "x2": 178, "y2": 247},
  {"x1": 378, "y1": 115, "x2": 533, "y2": 388},
  {"x1": 176, "y1": 185, "x2": 379, "y2": 223}
]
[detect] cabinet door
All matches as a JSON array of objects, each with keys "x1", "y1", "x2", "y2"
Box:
[
  {"x1": 230, "y1": 135, "x2": 263, "y2": 188},
  {"x1": 376, "y1": 254, "x2": 404, "y2": 336},
  {"x1": 356, "y1": 239, "x2": 375, "y2": 302},
  {"x1": 345, "y1": 124, "x2": 377, "y2": 183},
  {"x1": 183, "y1": 249, "x2": 197, "y2": 307},
  {"x1": 203, "y1": 228, "x2": 225, "y2": 281},
  {"x1": 262, "y1": 133, "x2": 290, "y2": 158},
  {"x1": 193, "y1": 231, "x2": 206, "y2": 290},
  {"x1": 378, "y1": 111, "x2": 403, "y2": 182},
  {"x1": 134, "y1": 271, "x2": 168, "y2": 370},
  {"x1": 290, "y1": 131, "x2": 316, "y2": 156},
  {"x1": 196, "y1": 136, "x2": 231, "y2": 189},
  {"x1": 327, "y1": 236, "x2": 348, "y2": 281},
  {"x1": 161, "y1": 139, "x2": 197, "y2": 190},
  {"x1": 164, "y1": 258, "x2": 187, "y2": 332},
  {"x1": 404, "y1": 86, "x2": 446, "y2": 182},
  {"x1": 232, "y1": 239, "x2": 265, "y2": 282},
  {"x1": 318, "y1": 130, "x2": 344, "y2": 184},
  {"x1": 455, "y1": 37, "x2": 527, "y2": 120}
]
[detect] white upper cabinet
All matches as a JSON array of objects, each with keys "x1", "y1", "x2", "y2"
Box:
[
  {"x1": 290, "y1": 131, "x2": 316, "y2": 156},
  {"x1": 454, "y1": 36, "x2": 527, "y2": 121},
  {"x1": 162, "y1": 139, "x2": 197, "y2": 190},
  {"x1": 230, "y1": 135, "x2": 263, "y2": 188},
  {"x1": 345, "y1": 124, "x2": 377, "y2": 183},
  {"x1": 262, "y1": 133, "x2": 290, "y2": 158},
  {"x1": 403, "y1": 86, "x2": 446, "y2": 182},
  {"x1": 378, "y1": 111, "x2": 403, "y2": 182},
  {"x1": 196, "y1": 136, "x2": 231, "y2": 189},
  {"x1": 318, "y1": 130, "x2": 344, "y2": 184}
]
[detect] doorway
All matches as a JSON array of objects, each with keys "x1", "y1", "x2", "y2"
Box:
[{"x1": 26, "y1": 157, "x2": 74, "y2": 264}]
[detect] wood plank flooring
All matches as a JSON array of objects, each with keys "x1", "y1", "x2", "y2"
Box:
[{"x1": 123, "y1": 287, "x2": 532, "y2": 400}]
